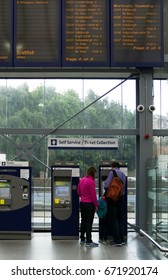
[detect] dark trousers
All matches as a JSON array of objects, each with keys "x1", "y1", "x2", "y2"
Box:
[
  {"x1": 107, "y1": 196, "x2": 124, "y2": 244},
  {"x1": 99, "y1": 214, "x2": 108, "y2": 241},
  {"x1": 80, "y1": 202, "x2": 95, "y2": 243}
]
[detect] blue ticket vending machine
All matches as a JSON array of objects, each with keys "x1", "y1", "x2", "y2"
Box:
[
  {"x1": 0, "y1": 164, "x2": 32, "y2": 239},
  {"x1": 98, "y1": 162, "x2": 128, "y2": 241},
  {"x1": 51, "y1": 164, "x2": 80, "y2": 240}
]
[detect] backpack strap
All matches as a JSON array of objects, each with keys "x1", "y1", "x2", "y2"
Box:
[
  {"x1": 112, "y1": 169, "x2": 118, "y2": 177},
  {"x1": 112, "y1": 169, "x2": 123, "y2": 183}
]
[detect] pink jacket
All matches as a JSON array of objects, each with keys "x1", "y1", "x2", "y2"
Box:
[{"x1": 77, "y1": 175, "x2": 98, "y2": 208}]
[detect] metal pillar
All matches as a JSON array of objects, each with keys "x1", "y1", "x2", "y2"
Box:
[{"x1": 136, "y1": 68, "x2": 154, "y2": 231}]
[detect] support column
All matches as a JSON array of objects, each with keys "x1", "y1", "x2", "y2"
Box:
[{"x1": 136, "y1": 68, "x2": 154, "y2": 231}]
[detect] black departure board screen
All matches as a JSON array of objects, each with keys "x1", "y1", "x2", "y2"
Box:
[
  {"x1": 62, "y1": 0, "x2": 110, "y2": 67},
  {"x1": 0, "y1": 0, "x2": 13, "y2": 67},
  {"x1": 0, "y1": 0, "x2": 164, "y2": 68},
  {"x1": 14, "y1": 0, "x2": 61, "y2": 67},
  {"x1": 112, "y1": 0, "x2": 164, "y2": 67}
]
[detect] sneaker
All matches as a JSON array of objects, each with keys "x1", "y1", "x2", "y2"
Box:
[
  {"x1": 99, "y1": 239, "x2": 108, "y2": 245},
  {"x1": 107, "y1": 240, "x2": 114, "y2": 245},
  {"x1": 121, "y1": 241, "x2": 126, "y2": 245},
  {"x1": 109, "y1": 241, "x2": 122, "y2": 247},
  {"x1": 85, "y1": 242, "x2": 99, "y2": 247},
  {"x1": 80, "y1": 240, "x2": 85, "y2": 245}
]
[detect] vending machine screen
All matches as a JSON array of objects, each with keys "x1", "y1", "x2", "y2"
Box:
[
  {"x1": 54, "y1": 177, "x2": 71, "y2": 208},
  {"x1": 0, "y1": 180, "x2": 11, "y2": 199}
]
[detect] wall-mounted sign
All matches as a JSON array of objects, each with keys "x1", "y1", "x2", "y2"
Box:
[
  {"x1": 48, "y1": 138, "x2": 118, "y2": 150},
  {"x1": 0, "y1": 161, "x2": 29, "y2": 166}
]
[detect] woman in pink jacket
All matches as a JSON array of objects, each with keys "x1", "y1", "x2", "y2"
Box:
[{"x1": 77, "y1": 166, "x2": 98, "y2": 247}]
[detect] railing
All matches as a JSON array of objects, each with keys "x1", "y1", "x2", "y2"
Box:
[
  {"x1": 128, "y1": 222, "x2": 168, "y2": 258},
  {"x1": 140, "y1": 229, "x2": 168, "y2": 257}
]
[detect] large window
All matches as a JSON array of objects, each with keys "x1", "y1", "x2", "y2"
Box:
[
  {"x1": 1, "y1": 77, "x2": 168, "y2": 230},
  {"x1": 0, "y1": 78, "x2": 137, "y2": 229},
  {"x1": 0, "y1": 78, "x2": 136, "y2": 130}
]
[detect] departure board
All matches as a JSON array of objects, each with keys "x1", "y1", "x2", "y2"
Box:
[
  {"x1": 112, "y1": 0, "x2": 164, "y2": 67},
  {"x1": 14, "y1": 0, "x2": 61, "y2": 67},
  {"x1": 0, "y1": 0, "x2": 164, "y2": 68},
  {"x1": 62, "y1": 0, "x2": 110, "y2": 67},
  {"x1": 0, "y1": 0, "x2": 13, "y2": 67}
]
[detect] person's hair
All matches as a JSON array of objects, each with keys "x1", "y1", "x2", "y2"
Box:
[
  {"x1": 111, "y1": 161, "x2": 120, "y2": 168},
  {"x1": 87, "y1": 166, "x2": 96, "y2": 178}
]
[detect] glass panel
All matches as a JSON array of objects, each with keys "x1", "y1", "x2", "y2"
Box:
[
  {"x1": 153, "y1": 80, "x2": 168, "y2": 129},
  {"x1": 0, "y1": 78, "x2": 136, "y2": 129},
  {"x1": 154, "y1": 136, "x2": 168, "y2": 156},
  {"x1": 164, "y1": 1, "x2": 168, "y2": 55},
  {"x1": 146, "y1": 158, "x2": 157, "y2": 238},
  {"x1": 147, "y1": 154, "x2": 168, "y2": 248}
]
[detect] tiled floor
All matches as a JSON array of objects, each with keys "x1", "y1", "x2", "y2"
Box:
[{"x1": 0, "y1": 231, "x2": 166, "y2": 260}]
